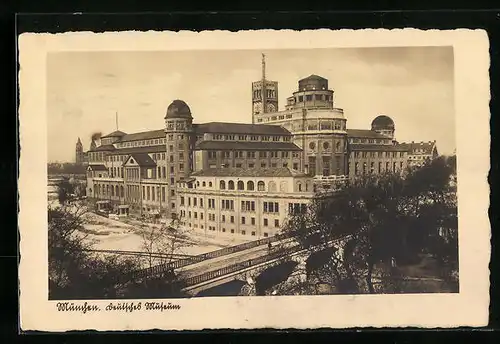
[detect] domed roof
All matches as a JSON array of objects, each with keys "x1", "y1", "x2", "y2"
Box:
[
  {"x1": 371, "y1": 115, "x2": 395, "y2": 130},
  {"x1": 165, "y1": 99, "x2": 192, "y2": 119}
]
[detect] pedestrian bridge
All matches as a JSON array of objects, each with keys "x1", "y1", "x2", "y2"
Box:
[{"x1": 121, "y1": 232, "x2": 353, "y2": 296}]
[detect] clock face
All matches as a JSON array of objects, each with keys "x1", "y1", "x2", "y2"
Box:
[
  {"x1": 254, "y1": 103, "x2": 262, "y2": 113},
  {"x1": 267, "y1": 103, "x2": 276, "y2": 112}
]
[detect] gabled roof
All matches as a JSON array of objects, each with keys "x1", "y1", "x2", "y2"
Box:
[
  {"x1": 194, "y1": 141, "x2": 302, "y2": 151},
  {"x1": 398, "y1": 141, "x2": 437, "y2": 155},
  {"x1": 101, "y1": 130, "x2": 127, "y2": 138},
  {"x1": 87, "y1": 164, "x2": 107, "y2": 171},
  {"x1": 124, "y1": 153, "x2": 157, "y2": 167},
  {"x1": 191, "y1": 167, "x2": 307, "y2": 178},
  {"x1": 347, "y1": 129, "x2": 390, "y2": 139},
  {"x1": 119, "y1": 129, "x2": 165, "y2": 142},
  {"x1": 194, "y1": 122, "x2": 291, "y2": 136}
]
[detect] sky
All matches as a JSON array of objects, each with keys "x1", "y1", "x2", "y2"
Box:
[{"x1": 47, "y1": 47, "x2": 455, "y2": 162}]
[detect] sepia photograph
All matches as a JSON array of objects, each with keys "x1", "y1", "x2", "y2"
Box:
[
  {"x1": 46, "y1": 47, "x2": 458, "y2": 299},
  {"x1": 19, "y1": 29, "x2": 490, "y2": 330}
]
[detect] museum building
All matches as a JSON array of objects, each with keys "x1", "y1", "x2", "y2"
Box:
[{"x1": 83, "y1": 56, "x2": 437, "y2": 236}]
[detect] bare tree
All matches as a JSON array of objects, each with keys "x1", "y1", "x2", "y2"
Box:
[{"x1": 48, "y1": 203, "x2": 140, "y2": 299}]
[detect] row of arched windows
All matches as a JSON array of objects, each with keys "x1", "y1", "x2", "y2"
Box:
[{"x1": 219, "y1": 180, "x2": 267, "y2": 192}]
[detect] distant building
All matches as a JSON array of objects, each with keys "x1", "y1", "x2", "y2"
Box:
[
  {"x1": 83, "y1": 55, "x2": 438, "y2": 237},
  {"x1": 75, "y1": 137, "x2": 89, "y2": 166},
  {"x1": 398, "y1": 140, "x2": 439, "y2": 168}
]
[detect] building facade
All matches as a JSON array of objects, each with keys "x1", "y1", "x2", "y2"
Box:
[{"x1": 83, "y1": 56, "x2": 438, "y2": 236}]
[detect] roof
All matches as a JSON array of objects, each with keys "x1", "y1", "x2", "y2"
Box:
[
  {"x1": 126, "y1": 153, "x2": 157, "y2": 167},
  {"x1": 101, "y1": 130, "x2": 127, "y2": 138},
  {"x1": 92, "y1": 144, "x2": 116, "y2": 152},
  {"x1": 349, "y1": 144, "x2": 409, "y2": 152},
  {"x1": 398, "y1": 141, "x2": 437, "y2": 155},
  {"x1": 371, "y1": 115, "x2": 395, "y2": 130},
  {"x1": 191, "y1": 167, "x2": 307, "y2": 178},
  {"x1": 300, "y1": 74, "x2": 327, "y2": 81},
  {"x1": 119, "y1": 129, "x2": 165, "y2": 142},
  {"x1": 87, "y1": 164, "x2": 107, "y2": 171},
  {"x1": 165, "y1": 99, "x2": 192, "y2": 119},
  {"x1": 115, "y1": 145, "x2": 166, "y2": 155},
  {"x1": 194, "y1": 122, "x2": 291, "y2": 136},
  {"x1": 195, "y1": 140, "x2": 302, "y2": 151},
  {"x1": 347, "y1": 129, "x2": 390, "y2": 139}
]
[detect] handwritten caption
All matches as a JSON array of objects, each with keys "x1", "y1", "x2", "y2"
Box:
[{"x1": 56, "y1": 301, "x2": 181, "y2": 314}]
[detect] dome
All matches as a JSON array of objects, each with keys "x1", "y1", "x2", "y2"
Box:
[
  {"x1": 371, "y1": 115, "x2": 395, "y2": 130},
  {"x1": 165, "y1": 99, "x2": 192, "y2": 119}
]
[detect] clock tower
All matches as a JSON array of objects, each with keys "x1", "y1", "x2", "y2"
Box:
[{"x1": 252, "y1": 54, "x2": 279, "y2": 123}]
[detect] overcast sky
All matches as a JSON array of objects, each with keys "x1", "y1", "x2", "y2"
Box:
[{"x1": 47, "y1": 47, "x2": 455, "y2": 162}]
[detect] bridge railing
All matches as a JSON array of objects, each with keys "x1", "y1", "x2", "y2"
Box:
[
  {"x1": 122, "y1": 232, "x2": 290, "y2": 283},
  {"x1": 177, "y1": 233, "x2": 355, "y2": 290},
  {"x1": 177, "y1": 243, "x2": 302, "y2": 289}
]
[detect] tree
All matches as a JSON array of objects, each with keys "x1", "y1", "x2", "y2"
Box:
[
  {"x1": 56, "y1": 179, "x2": 75, "y2": 205},
  {"x1": 282, "y1": 155, "x2": 458, "y2": 294},
  {"x1": 48, "y1": 204, "x2": 140, "y2": 299},
  {"x1": 125, "y1": 218, "x2": 194, "y2": 298}
]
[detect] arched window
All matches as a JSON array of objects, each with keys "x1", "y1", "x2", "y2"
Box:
[
  {"x1": 336, "y1": 141, "x2": 341, "y2": 151},
  {"x1": 305, "y1": 182, "x2": 309, "y2": 192},
  {"x1": 228, "y1": 180, "x2": 235, "y2": 190},
  {"x1": 162, "y1": 166, "x2": 166, "y2": 178},
  {"x1": 209, "y1": 182, "x2": 213, "y2": 187},
  {"x1": 202, "y1": 182, "x2": 206, "y2": 187},
  {"x1": 120, "y1": 186, "x2": 124, "y2": 197},
  {"x1": 237, "y1": 181, "x2": 244, "y2": 190},
  {"x1": 106, "y1": 185, "x2": 110, "y2": 194},
  {"x1": 257, "y1": 181, "x2": 265, "y2": 191},
  {"x1": 157, "y1": 167, "x2": 161, "y2": 178},
  {"x1": 247, "y1": 181, "x2": 255, "y2": 191},
  {"x1": 269, "y1": 181, "x2": 277, "y2": 192},
  {"x1": 115, "y1": 185, "x2": 119, "y2": 196},
  {"x1": 220, "y1": 180, "x2": 226, "y2": 190},
  {"x1": 297, "y1": 183, "x2": 302, "y2": 192}
]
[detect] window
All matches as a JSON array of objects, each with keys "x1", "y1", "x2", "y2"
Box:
[
  {"x1": 275, "y1": 219, "x2": 280, "y2": 228},
  {"x1": 309, "y1": 142, "x2": 316, "y2": 150},
  {"x1": 202, "y1": 182, "x2": 206, "y2": 187},
  {"x1": 241, "y1": 217, "x2": 246, "y2": 224},
  {"x1": 259, "y1": 151, "x2": 267, "y2": 158},
  {"x1": 251, "y1": 217, "x2": 255, "y2": 225},
  {"x1": 257, "y1": 181, "x2": 265, "y2": 191},
  {"x1": 220, "y1": 180, "x2": 226, "y2": 189},
  {"x1": 221, "y1": 215, "x2": 225, "y2": 222},
  {"x1": 230, "y1": 216, "x2": 235, "y2": 223},
  {"x1": 209, "y1": 182, "x2": 213, "y2": 187},
  {"x1": 242, "y1": 230, "x2": 246, "y2": 235},
  {"x1": 247, "y1": 181, "x2": 254, "y2": 190},
  {"x1": 248, "y1": 163, "x2": 254, "y2": 168},
  {"x1": 180, "y1": 196, "x2": 185, "y2": 206},
  {"x1": 231, "y1": 229, "x2": 235, "y2": 234},
  {"x1": 228, "y1": 180, "x2": 235, "y2": 190},
  {"x1": 237, "y1": 181, "x2": 244, "y2": 190},
  {"x1": 323, "y1": 142, "x2": 329, "y2": 150},
  {"x1": 264, "y1": 218, "x2": 268, "y2": 226},
  {"x1": 263, "y1": 232, "x2": 269, "y2": 237},
  {"x1": 179, "y1": 163, "x2": 184, "y2": 171},
  {"x1": 247, "y1": 151, "x2": 256, "y2": 158},
  {"x1": 261, "y1": 163, "x2": 266, "y2": 168}
]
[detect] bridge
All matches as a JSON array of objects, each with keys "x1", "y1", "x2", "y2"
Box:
[{"x1": 120, "y1": 231, "x2": 353, "y2": 297}]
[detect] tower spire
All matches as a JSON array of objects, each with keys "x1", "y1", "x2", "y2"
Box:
[
  {"x1": 115, "y1": 111, "x2": 119, "y2": 131},
  {"x1": 261, "y1": 53, "x2": 266, "y2": 81}
]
